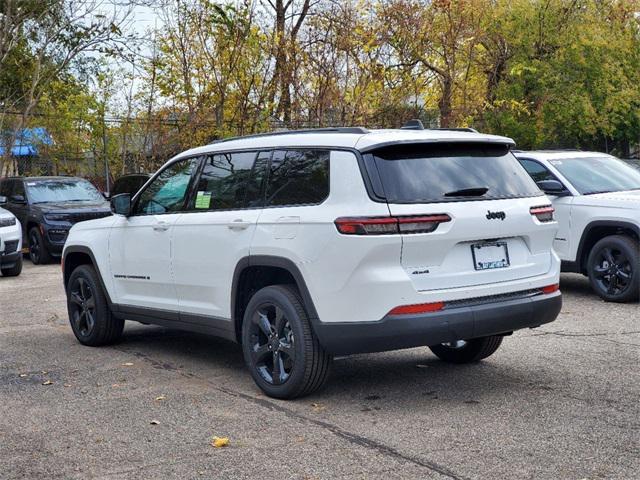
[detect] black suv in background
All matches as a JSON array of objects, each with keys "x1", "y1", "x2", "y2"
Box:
[{"x1": 0, "y1": 177, "x2": 111, "y2": 264}]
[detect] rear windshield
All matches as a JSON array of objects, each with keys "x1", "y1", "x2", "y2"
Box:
[{"x1": 367, "y1": 143, "x2": 541, "y2": 203}]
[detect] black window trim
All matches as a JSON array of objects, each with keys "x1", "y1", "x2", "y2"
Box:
[
  {"x1": 517, "y1": 157, "x2": 572, "y2": 195},
  {"x1": 131, "y1": 145, "x2": 380, "y2": 214}
]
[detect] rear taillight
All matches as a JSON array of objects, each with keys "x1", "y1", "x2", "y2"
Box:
[
  {"x1": 541, "y1": 284, "x2": 560, "y2": 294},
  {"x1": 530, "y1": 205, "x2": 554, "y2": 222},
  {"x1": 388, "y1": 301, "x2": 445, "y2": 315},
  {"x1": 335, "y1": 214, "x2": 451, "y2": 235}
]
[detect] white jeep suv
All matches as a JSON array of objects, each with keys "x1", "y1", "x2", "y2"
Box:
[
  {"x1": 62, "y1": 126, "x2": 562, "y2": 398},
  {"x1": 0, "y1": 199, "x2": 22, "y2": 277},
  {"x1": 514, "y1": 151, "x2": 640, "y2": 302}
]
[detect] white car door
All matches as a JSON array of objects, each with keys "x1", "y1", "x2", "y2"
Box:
[
  {"x1": 172, "y1": 151, "x2": 268, "y2": 321},
  {"x1": 108, "y1": 157, "x2": 201, "y2": 311},
  {"x1": 517, "y1": 158, "x2": 574, "y2": 259}
]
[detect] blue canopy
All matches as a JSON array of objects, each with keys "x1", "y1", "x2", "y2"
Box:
[{"x1": 0, "y1": 128, "x2": 53, "y2": 156}]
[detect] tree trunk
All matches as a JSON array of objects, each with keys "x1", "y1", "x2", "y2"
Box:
[{"x1": 439, "y1": 76, "x2": 453, "y2": 127}]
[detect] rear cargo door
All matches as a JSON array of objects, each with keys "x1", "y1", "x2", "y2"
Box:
[{"x1": 367, "y1": 142, "x2": 557, "y2": 291}]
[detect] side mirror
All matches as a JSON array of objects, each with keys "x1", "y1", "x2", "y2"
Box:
[
  {"x1": 110, "y1": 193, "x2": 131, "y2": 216},
  {"x1": 537, "y1": 180, "x2": 569, "y2": 196},
  {"x1": 0, "y1": 195, "x2": 6, "y2": 205},
  {"x1": 10, "y1": 194, "x2": 26, "y2": 204}
]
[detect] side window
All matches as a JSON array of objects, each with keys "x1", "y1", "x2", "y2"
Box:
[
  {"x1": 266, "y1": 149, "x2": 330, "y2": 206},
  {"x1": 13, "y1": 180, "x2": 25, "y2": 198},
  {"x1": 189, "y1": 151, "x2": 267, "y2": 211},
  {"x1": 518, "y1": 159, "x2": 558, "y2": 183},
  {"x1": 0, "y1": 180, "x2": 12, "y2": 197},
  {"x1": 134, "y1": 158, "x2": 200, "y2": 215}
]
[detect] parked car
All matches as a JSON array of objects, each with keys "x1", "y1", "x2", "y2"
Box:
[
  {"x1": 109, "y1": 173, "x2": 150, "y2": 198},
  {"x1": 0, "y1": 176, "x2": 111, "y2": 264},
  {"x1": 0, "y1": 200, "x2": 22, "y2": 276},
  {"x1": 62, "y1": 125, "x2": 562, "y2": 399},
  {"x1": 514, "y1": 150, "x2": 640, "y2": 302}
]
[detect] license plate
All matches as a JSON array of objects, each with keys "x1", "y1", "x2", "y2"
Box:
[{"x1": 471, "y1": 242, "x2": 510, "y2": 270}]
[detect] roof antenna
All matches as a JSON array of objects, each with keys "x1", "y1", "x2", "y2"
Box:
[{"x1": 401, "y1": 119, "x2": 424, "y2": 130}]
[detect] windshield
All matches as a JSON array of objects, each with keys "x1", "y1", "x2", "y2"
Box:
[
  {"x1": 548, "y1": 156, "x2": 640, "y2": 194},
  {"x1": 368, "y1": 143, "x2": 541, "y2": 203},
  {"x1": 26, "y1": 179, "x2": 104, "y2": 204}
]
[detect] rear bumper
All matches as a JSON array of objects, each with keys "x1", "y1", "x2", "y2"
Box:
[{"x1": 313, "y1": 290, "x2": 561, "y2": 355}]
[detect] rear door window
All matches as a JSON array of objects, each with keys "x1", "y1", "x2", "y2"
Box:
[
  {"x1": 189, "y1": 151, "x2": 267, "y2": 211},
  {"x1": 367, "y1": 143, "x2": 541, "y2": 203},
  {"x1": 266, "y1": 149, "x2": 329, "y2": 206}
]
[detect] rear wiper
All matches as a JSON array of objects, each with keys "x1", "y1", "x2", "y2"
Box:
[{"x1": 443, "y1": 187, "x2": 489, "y2": 197}]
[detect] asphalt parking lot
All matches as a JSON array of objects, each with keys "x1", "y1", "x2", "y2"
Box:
[{"x1": 1, "y1": 262, "x2": 638, "y2": 479}]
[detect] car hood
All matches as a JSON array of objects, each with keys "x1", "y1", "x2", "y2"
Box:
[
  {"x1": 35, "y1": 201, "x2": 110, "y2": 214},
  {"x1": 0, "y1": 206, "x2": 16, "y2": 219},
  {"x1": 574, "y1": 190, "x2": 640, "y2": 209}
]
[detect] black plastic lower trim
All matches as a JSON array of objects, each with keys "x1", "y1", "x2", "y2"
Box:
[
  {"x1": 0, "y1": 251, "x2": 20, "y2": 267},
  {"x1": 313, "y1": 291, "x2": 562, "y2": 355},
  {"x1": 113, "y1": 304, "x2": 236, "y2": 342}
]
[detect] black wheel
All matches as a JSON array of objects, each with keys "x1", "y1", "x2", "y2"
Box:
[
  {"x1": 241, "y1": 284, "x2": 332, "y2": 399},
  {"x1": 28, "y1": 227, "x2": 51, "y2": 264},
  {"x1": 429, "y1": 336, "x2": 503, "y2": 364},
  {"x1": 67, "y1": 265, "x2": 124, "y2": 346},
  {"x1": 587, "y1": 235, "x2": 639, "y2": 303},
  {"x1": 1, "y1": 255, "x2": 22, "y2": 276}
]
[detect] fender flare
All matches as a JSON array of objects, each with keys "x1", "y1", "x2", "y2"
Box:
[
  {"x1": 62, "y1": 245, "x2": 116, "y2": 309},
  {"x1": 231, "y1": 255, "x2": 320, "y2": 326},
  {"x1": 575, "y1": 220, "x2": 640, "y2": 270}
]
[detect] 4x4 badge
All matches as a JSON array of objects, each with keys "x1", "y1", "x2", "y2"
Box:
[{"x1": 486, "y1": 210, "x2": 506, "y2": 221}]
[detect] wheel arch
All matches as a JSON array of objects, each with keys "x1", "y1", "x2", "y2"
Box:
[
  {"x1": 231, "y1": 255, "x2": 319, "y2": 343},
  {"x1": 63, "y1": 246, "x2": 115, "y2": 308},
  {"x1": 576, "y1": 221, "x2": 640, "y2": 273}
]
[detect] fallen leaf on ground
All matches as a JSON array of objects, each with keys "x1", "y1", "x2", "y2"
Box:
[
  {"x1": 111, "y1": 384, "x2": 121, "y2": 388},
  {"x1": 211, "y1": 436, "x2": 229, "y2": 448},
  {"x1": 41, "y1": 371, "x2": 48, "y2": 374},
  {"x1": 42, "y1": 380, "x2": 53, "y2": 385},
  {"x1": 64, "y1": 384, "x2": 72, "y2": 388},
  {"x1": 150, "y1": 419, "x2": 160, "y2": 425},
  {"x1": 155, "y1": 395, "x2": 166, "y2": 401},
  {"x1": 310, "y1": 402, "x2": 326, "y2": 412},
  {"x1": 121, "y1": 362, "x2": 134, "y2": 367},
  {"x1": 19, "y1": 374, "x2": 27, "y2": 378}
]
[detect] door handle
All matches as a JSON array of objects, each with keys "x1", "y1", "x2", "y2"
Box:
[
  {"x1": 153, "y1": 221, "x2": 170, "y2": 232},
  {"x1": 227, "y1": 219, "x2": 251, "y2": 230}
]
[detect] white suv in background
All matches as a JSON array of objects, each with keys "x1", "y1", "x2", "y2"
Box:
[
  {"x1": 62, "y1": 125, "x2": 562, "y2": 399},
  {"x1": 0, "y1": 198, "x2": 22, "y2": 277},
  {"x1": 515, "y1": 151, "x2": 640, "y2": 302}
]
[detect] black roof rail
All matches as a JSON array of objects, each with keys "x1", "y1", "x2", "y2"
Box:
[
  {"x1": 401, "y1": 119, "x2": 424, "y2": 130},
  {"x1": 209, "y1": 127, "x2": 369, "y2": 145},
  {"x1": 430, "y1": 127, "x2": 479, "y2": 133}
]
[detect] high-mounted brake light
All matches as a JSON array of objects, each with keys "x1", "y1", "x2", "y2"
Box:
[
  {"x1": 541, "y1": 284, "x2": 560, "y2": 294},
  {"x1": 335, "y1": 214, "x2": 451, "y2": 235},
  {"x1": 388, "y1": 301, "x2": 445, "y2": 315},
  {"x1": 530, "y1": 205, "x2": 555, "y2": 223}
]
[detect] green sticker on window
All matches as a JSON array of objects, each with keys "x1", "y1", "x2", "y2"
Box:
[{"x1": 195, "y1": 191, "x2": 212, "y2": 209}]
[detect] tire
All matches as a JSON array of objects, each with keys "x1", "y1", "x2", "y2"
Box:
[
  {"x1": 1, "y1": 255, "x2": 22, "y2": 276},
  {"x1": 66, "y1": 264, "x2": 124, "y2": 346},
  {"x1": 28, "y1": 226, "x2": 51, "y2": 264},
  {"x1": 429, "y1": 335, "x2": 503, "y2": 364},
  {"x1": 587, "y1": 235, "x2": 639, "y2": 303},
  {"x1": 241, "y1": 284, "x2": 332, "y2": 399}
]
